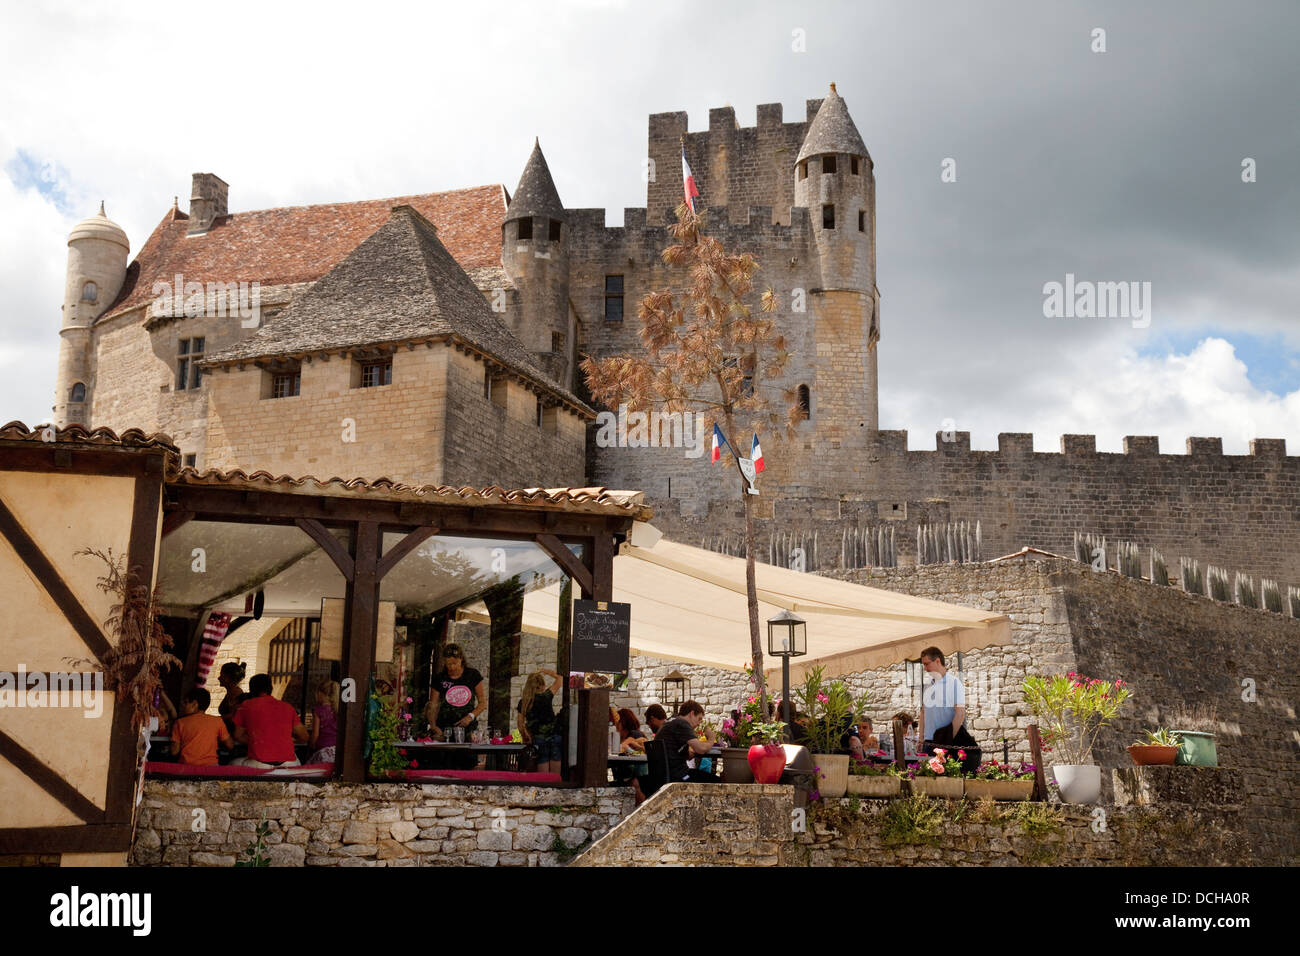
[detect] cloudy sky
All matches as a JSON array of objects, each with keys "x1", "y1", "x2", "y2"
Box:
[{"x1": 2, "y1": 0, "x2": 1296, "y2": 452}]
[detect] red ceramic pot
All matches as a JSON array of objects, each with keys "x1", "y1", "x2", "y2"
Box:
[{"x1": 747, "y1": 743, "x2": 786, "y2": 784}]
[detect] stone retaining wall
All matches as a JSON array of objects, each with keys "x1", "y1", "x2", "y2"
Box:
[{"x1": 132, "y1": 781, "x2": 635, "y2": 867}]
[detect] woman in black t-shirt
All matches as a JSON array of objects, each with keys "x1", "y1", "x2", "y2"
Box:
[
  {"x1": 426, "y1": 644, "x2": 486, "y2": 738},
  {"x1": 516, "y1": 668, "x2": 563, "y2": 773}
]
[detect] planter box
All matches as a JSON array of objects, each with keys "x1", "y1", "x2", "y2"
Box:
[
  {"x1": 720, "y1": 748, "x2": 755, "y2": 784},
  {"x1": 908, "y1": 777, "x2": 964, "y2": 799},
  {"x1": 846, "y1": 775, "x2": 902, "y2": 798},
  {"x1": 964, "y1": 779, "x2": 1033, "y2": 801}
]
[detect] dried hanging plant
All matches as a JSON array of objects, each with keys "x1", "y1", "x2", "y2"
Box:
[{"x1": 71, "y1": 548, "x2": 180, "y2": 731}]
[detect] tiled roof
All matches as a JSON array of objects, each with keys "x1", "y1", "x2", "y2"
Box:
[
  {"x1": 203, "y1": 205, "x2": 587, "y2": 411},
  {"x1": 101, "y1": 185, "x2": 508, "y2": 321},
  {"x1": 505, "y1": 140, "x2": 565, "y2": 223},
  {"x1": 0, "y1": 420, "x2": 180, "y2": 454},
  {"x1": 797, "y1": 84, "x2": 870, "y2": 163},
  {"x1": 174, "y1": 467, "x2": 654, "y2": 520}
]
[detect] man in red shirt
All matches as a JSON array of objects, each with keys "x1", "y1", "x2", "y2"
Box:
[{"x1": 232, "y1": 673, "x2": 308, "y2": 767}]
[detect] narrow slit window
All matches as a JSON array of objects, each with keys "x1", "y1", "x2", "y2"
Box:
[
  {"x1": 822, "y1": 204, "x2": 835, "y2": 230},
  {"x1": 798, "y1": 384, "x2": 810, "y2": 420},
  {"x1": 798, "y1": 161, "x2": 808, "y2": 180},
  {"x1": 858, "y1": 210, "x2": 866, "y2": 233},
  {"x1": 851, "y1": 156, "x2": 860, "y2": 175},
  {"x1": 604, "y1": 275, "x2": 624, "y2": 322}
]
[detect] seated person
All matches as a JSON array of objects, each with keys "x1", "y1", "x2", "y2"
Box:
[
  {"x1": 654, "y1": 701, "x2": 720, "y2": 784},
  {"x1": 644, "y1": 704, "x2": 668, "y2": 736},
  {"x1": 232, "y1": 673, "x2": 308, "y2": 768},
  {"x1": 170, "y1": 687, "x2": 233, "y2": 766},
  {"x1": 856, "y1": 718, "x2": 880, "y2": 754}
]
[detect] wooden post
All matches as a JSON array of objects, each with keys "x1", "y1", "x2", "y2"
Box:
[
  {"x1": 338, "y1": 521, "x2": 380, "y2": 783},
  {"x1": 557, "y1": 577, "x2": 573, "y2": 781},
  {"x1": 589, "y1": 532, "x2": 615, "y2": 602},
  {"x1": 576, "y1": 686, "x2": 610, "y2": 788},
  {"x1": 1028, "y1": 723, "x2": 1048, "y2": 802},
  {"x1": 892, "y1": 718, "x2": 907, "y2": 771}
]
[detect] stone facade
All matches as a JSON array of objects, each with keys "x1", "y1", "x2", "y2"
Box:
[{"x1": 132, "y1": 780, "x2": 635, "y2": 867}]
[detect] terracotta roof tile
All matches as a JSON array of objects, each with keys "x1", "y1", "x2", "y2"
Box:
[{"x1": 102, "y1": 185, "x2": 507, "y2": 321}]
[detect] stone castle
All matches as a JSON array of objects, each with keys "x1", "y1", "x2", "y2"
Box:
[{"x1": 48, "y1": 85, "x2": 1300, "y2": 587}]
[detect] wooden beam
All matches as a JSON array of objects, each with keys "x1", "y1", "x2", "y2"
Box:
[
  {"x1": 0, "y1": 824, "x2": 133, "y2": 855},
  {"x1": 376, "y1": 525, "x2": 439, "y2": 580},
  {"x1": 295, "y1": 517, "x2": 354, "y2": 581},
  {"x1": 0, "y1": 728, "x2": 105, "y2": 824},
  {"x1": 576, "y1": 687, "x2": 610, "y2": 788},
  {"x1": 1028, "y1": 723, "x2": 1048, "y2": 802},
  {"x1": 0, "y1": 445, "x2": 163, "y2": 478},
  {"x1": 590, "y1": 532, "x2": 616, "y2": 603},
  {"x1": 338, "y1": 522, "x2": 380, "y2": 783},
  {"x1": 535, "y1": 533, "x2": 593, "y2": 597},
  {"x1": 0, "y1": 495, "x2": 112, "y2": 664}
]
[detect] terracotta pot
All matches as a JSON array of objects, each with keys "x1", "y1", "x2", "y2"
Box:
[
  {"x1": 722, "y1": 747, "x2": 756, "y2": 783},
  {"x1": 1053, "y1": 764, "x2": 1101, "y2": 804},
  {"x1": 1127, "y1": 744, "x2": 1178, "y2": 766},
  {"x1": 813, "y1": 754, "x2": 851, "y2": 798},
  {"x1": 846, "y1": 774, "x2": 902, "y2": 797},
  {"x1": 908, "y1": 776, "x2": 964, "y2": 799},
  {"x1": 747, "y1": 744, "x2": 786, "y2": 784},
  {"x1": 964, "y1": 779, "x2": 1033, "y2": 801}
]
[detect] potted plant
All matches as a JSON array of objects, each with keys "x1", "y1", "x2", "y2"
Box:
[
  {"x1": 745, "y1": 719, "x2": 789, "y2": 784},
  {"x1": 1022, "y1": 672, "x2": 1133, "y2": 804},
  {"x1": 964, "y1": 760, "x2": 1035, "y2": 801},
  {"x1": 905, "y1": 747, "x2": 965, "y2": 798},
  {"x1": 846, "y1": 757, "x2": 902, "y2": 797},
  {"x1": 1126, "y1": 728, "x2": 1182, "y2": 766},
  {"x1": 1170, "y1": 704, "x2": 1219, "y2": 767},
  {"x1": 793, "y1": 665, "x2": 868, "y2": 799},
  {"x1": 720, "y1": 668, "x2": 770, "y2": 783}
]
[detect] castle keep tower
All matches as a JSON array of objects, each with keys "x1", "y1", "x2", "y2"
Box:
[
  {"x1": 54, "y1": 203, "x2": 129, "y2": 426},
  {"x1": 501, "y1": 140, "x2": 573, "y2": 387},
  {"x1": 793, "y1": 84, "x2": 880, "y2": 439}
]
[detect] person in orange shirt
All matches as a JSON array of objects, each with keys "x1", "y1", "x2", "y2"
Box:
[{"x1": 170, "y1": 688, "x2": 234, "y2": 766}]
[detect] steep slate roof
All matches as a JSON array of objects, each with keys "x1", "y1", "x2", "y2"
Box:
[
  {"x1": 797, "y1": 84, "x2": 870, "y2": 163},
  {"x1": 204, "y1": 205, "x2": 588, "y2": 411},
  {"x1": 101, "y1": 185, "x2": 507, "y2": 321},
  {"x1": 504, "y1": 139, "x2": 565, "y2": 223}
]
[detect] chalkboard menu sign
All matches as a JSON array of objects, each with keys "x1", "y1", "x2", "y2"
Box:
[{"x1": 571, "y1": 599, "x2": 631, "y2": 674}]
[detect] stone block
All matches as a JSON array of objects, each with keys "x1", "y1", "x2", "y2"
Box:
[
  {"x1": 514, "y1": 824, "x2": 554, "y2": 851},
  {"x1": 268, "y1": 844, "x2": 307, "y2": 867},
  {"x1": 161, "y1": 845, "x2": 189, "y2": 865},
  {"x1": 342, "y1": 821, "x2": 378, "y2": 844},
  {"x1": 390, "y1": 821, "x2": 420, "y2": 843},
  {"x1": 477, "y1": 829, "x2": 513, "y2": 852},
  {"x1": 466, "y1": 851, "x2": 498, "y2": 866},
  {"x1": 191, "y1": 852, "x2": 236, "y2": 866},
  {"x1": 285, "y1": 826, "x2": 310, "y2": 845}
]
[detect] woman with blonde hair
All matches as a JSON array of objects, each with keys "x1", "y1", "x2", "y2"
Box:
[
  {"x1": 517, "y1": 668, "x2": 563, "y2": 773},
  {"x1": 308, "y1": 679, "x2": 340, "y2": 764}
]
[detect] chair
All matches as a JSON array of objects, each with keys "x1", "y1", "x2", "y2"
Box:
[{"x1": 642, "y1": 738, "x2": 669, "y2": 797}]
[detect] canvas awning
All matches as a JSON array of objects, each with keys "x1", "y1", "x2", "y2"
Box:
[{"x1": 459, "y1": 528, "x2": 1012, "y2": 682}]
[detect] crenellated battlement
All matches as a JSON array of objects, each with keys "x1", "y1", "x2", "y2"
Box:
[
  {"x1": 565, "y1": 203, "x2": 811, "y2": 239},
  {"x1": 868, "y1": 430, "x2": 1294, "y2": 460}
]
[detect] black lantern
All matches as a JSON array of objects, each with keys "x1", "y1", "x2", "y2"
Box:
[
  {"x1": 660, "y1": 670, "x2": 690, "y2": 711},
  {"x1": 767, "y1": 610, "x2": 807, "y2": 738}
]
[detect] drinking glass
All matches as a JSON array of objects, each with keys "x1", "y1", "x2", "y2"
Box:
[{"x1": 453, "y1": 726, "x2": 465, "y2": 743}]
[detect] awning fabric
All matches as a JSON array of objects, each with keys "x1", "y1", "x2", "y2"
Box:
[{"x1": 460, "y1": 534, "x2": 1012, "y2": 682}]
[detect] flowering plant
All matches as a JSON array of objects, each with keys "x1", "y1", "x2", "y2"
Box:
[
  {"x1": 1022, "y1": 672, "x2": 1133, "y2": 766},
  {"x1": 849, "y1": 756, "x2": 899, "y2": 777},
  {"x1": 910, "y1": 747, "x2": 963, "y2": 778},
  {"x1": 972, "y1": 760, "x2": 1035, "y2": 781},
  {"x1": 792, "y1": 664, "x2": 869, "y2": 755},
  {"x1": 722, "y1": 664, "x2": 783, "y2": 748}
]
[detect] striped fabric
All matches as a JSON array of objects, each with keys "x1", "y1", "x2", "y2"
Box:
[{"x1": 195, "y1": 612, "x2": 233, "y2": 684}]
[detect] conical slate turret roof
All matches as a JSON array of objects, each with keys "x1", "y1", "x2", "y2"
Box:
[
  {"x1": 796, "y1": 84, "x2": 869, "y2": 163},
  {"x1": 505, "y1": 139, "x2": 565, "y2": 222}
]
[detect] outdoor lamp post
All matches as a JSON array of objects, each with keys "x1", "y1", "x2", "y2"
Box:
[
  {"x1": 660, "y1": 671, "x2": 690, "y2": 713},
  {"x1": 767, "y1": 610, "x2": 807, "y2": 740}
]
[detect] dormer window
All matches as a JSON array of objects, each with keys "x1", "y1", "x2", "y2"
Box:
[
  {"x1": 821, "y1": 155, "x2": 837, "y2": 175},
  {"x1": 517, "y1": 218, "x2": 533, "y2": 240},
  {"x1": 81, "y1": 281, "x2": 97, "y2": 303}
]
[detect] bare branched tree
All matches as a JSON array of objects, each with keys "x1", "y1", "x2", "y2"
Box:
[{"x1": 582, "y1": 206, "x2": 797, "y2": 706}]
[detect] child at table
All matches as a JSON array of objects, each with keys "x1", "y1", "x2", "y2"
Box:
[
  {"x1": 170, "y1": 688, "x2": 233, "y2": 766},
  {"x1": 308, "y1": 680, "x2": 340, "y2": 764}
]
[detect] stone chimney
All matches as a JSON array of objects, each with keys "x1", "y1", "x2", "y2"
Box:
[{"x1": 187, "y1": 173, "x2": 229, "y2": 235}]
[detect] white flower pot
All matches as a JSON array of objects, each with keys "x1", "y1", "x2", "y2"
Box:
[
  {"x1": 813, "y1": 754, "x2": 850, "y2": 798},
  {"x1": 1053, "y1": 764, "x2": 1101, "y2": 804}
]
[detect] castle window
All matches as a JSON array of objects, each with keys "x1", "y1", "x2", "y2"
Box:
[
  {"x1": 484, "y1": 366, "x2": 493, "y2": 400},
  {"x1": 822, "y1": 204, "x2": 835, "y2": 230},
  {"x1": 851, "y1": 156, "x2": 860, "y2": 175},
  {"x1": 798, "y1": 161, "x2": 808, "y2": 180},
  {"x1": 176, "y1": 337, "x2": 205, "y2": 390},
  {"x1": 548, "y1": 219, "x2": 562, "y2": 241},
  {"x1": 552, "y1": 331, "x2": 565, "y2": 353},
  {"x1": 821, "y1": 155, "x2": 837, "y2": 175},
  {"x1": 272, "y1": 368, "x2": 300, "y2": 399},
  {"x1": 604, "y1": 275, "x2": 624, "y2": 322},
  {"x1": 858, "y1": 210, "x2": 866, "y2": 233},
  {"x1": 69, "y1": 382, "x2": 86, "y2": 403},
  {"x1": 517, "y1": 217, "x2": 533, "y2": 241},
  {"x1": 183, "y1": 454, "x2": 197, "y2": 468},
  {"x1": 81, "y1": 281, "x2": 97, "y2": 303},
  {"x1": 798, "y1": 384, "x2": 810, "y2": 420},
  {"x1": 359, "y1": 359, "x2": 392, "y2": 388},
  {"x1": 536, "y1": 397, "x2": 544, "y2": 427}
]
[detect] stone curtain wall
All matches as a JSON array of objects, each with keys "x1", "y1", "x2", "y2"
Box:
[
  {"x1": 641, "y1": 432, "x2": 1300, "y2": 587},
  {"x1": 133, "y1": 781, "x2": 636, "y2": 867},
  {"x1": 576, "y1": 779, "x2": 1255, "y2": 867}
]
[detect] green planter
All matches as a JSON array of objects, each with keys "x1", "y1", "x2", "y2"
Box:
[{"x1": 1172, "y1": 730, "x2": 1217, "y2": 767}]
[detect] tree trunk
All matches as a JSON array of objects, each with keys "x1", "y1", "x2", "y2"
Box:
[{"x1": 726, "y1": 411, "x2": 767, "y2": 709}]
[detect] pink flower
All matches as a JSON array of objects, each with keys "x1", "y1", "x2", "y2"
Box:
[
  {"x1": 958, "y1": 749, "x2": 967, "y2": 759},
  {"x1": 405, "y1": 696, "x2": 413, "y2": 703},
  {"x1": 816, "y1": 693, "x2": 829, "y2": 704},
  {"x1": 748, "y1": 696, "x2": 756, "y2": 704},
  {"x1": 402, "y1": 713, "x2": 412, "y2": 721},
  {"x1": 933, "y1": 747, "x2": 946, "y2": 758},
  {"x1": 929, "y1": 758, "x2": 944, "y2": 774}
]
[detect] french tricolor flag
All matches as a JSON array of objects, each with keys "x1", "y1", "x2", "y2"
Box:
[
  {"x1": 751, "y1": 433, "x2": 765, "y2": 473},
  {"x1": 682, "y1": 147, "x2": 700, "y2": 214},
  {"x1": 711, "y1": 424, "x2": 729, "y2": 463}
]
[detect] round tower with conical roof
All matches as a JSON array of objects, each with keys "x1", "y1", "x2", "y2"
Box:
[
  {"x1": 54, "y1": 203, "x2": 129, "y2": 426},
  {"x1": 501, "y1": 139, "x2": 573, "y2": 388},
  {"x1": 793, "y1": 84, "x2": 879, "y2": 433}
]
